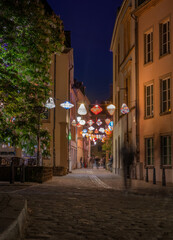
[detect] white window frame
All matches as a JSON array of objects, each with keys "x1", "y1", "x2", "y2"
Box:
[
  {"x1": 161, "y1": 135, "x2": 171, "y2": 166},
  {"x1": 145, "y1": 138, "x2": 154, "y2": 166},
  {"x1": 145, "y1": 83, "x2": 153, "y2": 118},
  {"x1": 144, "y1": 29, "x2": 153, "y2": 64},
  {"x1": 160, "y1": 18, "x2": 170, "y2": 56},
  {"x1": 160, "y1": 77, "x2": 171, "y2": 114}
]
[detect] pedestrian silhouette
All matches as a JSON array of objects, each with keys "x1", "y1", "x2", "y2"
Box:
[{"x1": 121, "y1": 143, "x2": 134, "y2": 190}]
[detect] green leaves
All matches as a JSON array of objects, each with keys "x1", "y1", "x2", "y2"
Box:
[{"x1": 0, "y1": 0, "x2": 65, "y2": 157}]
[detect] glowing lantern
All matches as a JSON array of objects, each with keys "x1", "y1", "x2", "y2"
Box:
[
  {"x1": 45, "y1": 97, "x2": 55, "y2": 109},
  {"x1": 88, "y1": 126, "x2": 95, "y2": 131},
  {"x1": 107, "y1": 104, "x2": 116, "y2": 115},
  {"x1": 105, "y1": 118, "x2": 111, "y2": 125},
  {"x1": 90, "y1": 104, "x2": 103, "y2": 115},
  {"x1": 79, "y1": 119, "x2": 86, "y2": 125},
  {"x1": 94, "y1": 129, "x2": 99, "y2": 134},
  {"x1": 77, "y1": 116, "x2": 81, "y2": 122},
  {"x1": 78, "y1": 103, "x2": 87, "y2": 115},
  {"x1": 96, "y1": 119, "x2": 102, "y2": 126},
  {"x1": 109, "y1": 121, "x2": 114, "y2": 127},
  {"x1": 87, "y1": 119, "x2": 94, "y2": 126},
  {"x1": 99, "y1": 127, "x2": 105, "y2": 133},
  {"x1": 121, "y1": 103, "x2": 129, "y2": 114},
  {"x1": 83, "y1": 129, "x2": 87, "y2": 133},
  {"x1": 71, "y1": 119, "x2": 76, "y2": 126},
  {"x1": 88, "y1": 130, "x2": 93, "y2": 134},
  {"x1": 77, "y1": 123, "x2": 81, "y2": 128},
  {"x1": 82, "y1": 133, "x2": 86, "y2": 137},
  {"x1": 60, "y1": 101, "x2": 74, "y2": 109},
  {"x1": 108, "y1": 125, "x2": 113, "y2": 131}
]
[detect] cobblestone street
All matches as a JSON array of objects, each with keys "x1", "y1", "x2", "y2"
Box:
[{"x1": 1, "y1": 168, "x2": 173, "y2": 240}]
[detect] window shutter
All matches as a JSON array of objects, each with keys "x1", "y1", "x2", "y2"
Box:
[
  {"x1": 144, "y1": 85, "x2": 146, "y2": 117},
  {"x1": 159, "y1": 24, "x2": 162, "y2": 56},
  {"x1": 168, "y1": 21, "x2": 170, "y2": 53}
]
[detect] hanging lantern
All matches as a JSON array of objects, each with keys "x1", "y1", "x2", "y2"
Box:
[
  {"x1": 82, "y1": 133, "x2": 86, "y2": 137},
  {"x1": 83, "y1": 129, "x2": 87, "y2": 133},
  {"x1": 108, "y1": 125, "x2": 113, "y2": 131},
  {"x1": 99, "y1": 127, "x2": 105, "y2": 133},
  {"x1": 87, "y1": 119, "x2": 94, "y2": 126},
  {"x1": 71, "y1": 119, "x2": 77, "y2": 127},
  {"x1": 109, "y1": 121, "x2": 114, "y2": 127},
  {"x1": 121, "y1": 103, "x2": 129, "y2": 114},
  {"x1": 77, "y1": 123, "x2": 81, "y2": 128},
  {"x1": 60, "y1": 101, "x2": 74, "y2": 109},
  {"x1": 94, "y1": 129, "x2": 99, "y2": 134},
  {"x1": 79, "y1": 119, "x2": 86, "y2": 125},
  {"x1": 78, "y1": 103, "x2": 87, "y2": 115},
  {"x1": 106, "y1": 104, "x2": 116, "y2": 115},
  {"x1": 45, "y1": 97, "x2": 55, "y2": 109},
  {"x1": 90, "y1": 104, "x2": 103, "y2": 115},
  {"x1": 96, "y1": 119, "x2": 102, "y2": 126},
  {"x1": 105, "y1": 118, "x2": 111, "y2": 125},
  {"x1": 77, "y1": 116, "x2": 81, "y2": 122},
  {"x1": 88, "y1": 126, "x2": 95, "y2": 131}
]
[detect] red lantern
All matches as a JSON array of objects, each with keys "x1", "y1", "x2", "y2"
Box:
[{"x1": 90, "y1": 105, "x2": 103, "y2": 115}]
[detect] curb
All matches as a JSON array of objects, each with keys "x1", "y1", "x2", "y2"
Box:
[{"x1": 0, "y1": 195, "x2": 27, "y2": 240}]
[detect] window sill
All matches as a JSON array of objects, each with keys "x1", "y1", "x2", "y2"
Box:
[
  {"x1": 160, "y1": 111, "x2": 171, "y2": 116},
  {"x1": 159, "y1": 52, "x2": 171, "y2": 59},
  {"x1": 144, "y1": 115, "x2": 154, "y2": 120},
  {"x1": 160, "y1": 165, "x2": 172, "y2": 169},
  {"x1": 144, "y1": 60, "x2": 153, "y2": 67}
]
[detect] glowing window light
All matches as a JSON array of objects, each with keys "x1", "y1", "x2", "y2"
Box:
[
  {"x1": 121, "y1": 103, "x2": 129, "y2": 114},
  {"x1": 90, "y1": 104, "x2": 103, "y2": 115},
  {"x1": 60, "y1": 101, "x2": 74, "y2": 109},
  {"x1": 99, "y1": 127, "x2": 105, "y2": 133},
  {"x1": 88, "y1": 126, "x2": 95, "y2": 131},
  {"x1": 77, "y1": 116, "x2": 81, "y2": 122},
  {"x1": 107, "y1": 104, "x2": 116, "y2": 115},
  {"x1": 45, "y1": 97, "x2": 55, "y2": 109},
  {"x1": 79, "y1": 119, "x2": 86, "y2": 125},
  {"x1": 77, "y1": 103, "x2": 87, "y2": 115},
  {"x1": 96, "y1": 119, "x2": 102, "y2": 126},
  {"x1": 105, "y1": 118, "x2": 111, "y2": 125},
  {"x1": 87, "y1": 119, "x2": 94, "y2": 126},
  {"x1": 71, "y1": 119, "x2": 76, "y2": 126}
]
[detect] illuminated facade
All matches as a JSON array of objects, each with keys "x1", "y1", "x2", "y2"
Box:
[
  {"x1": 110, "y1": 0, "x2": 137, "y2": 176},
  {"x1": 134, "y1": 0, "x2": 173, "y2": 183}
]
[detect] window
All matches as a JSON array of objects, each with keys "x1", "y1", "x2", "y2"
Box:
[
  {"x1": 160, "y1": 77, "x2": 171, "y2": 114},
  {"x1": 145, "y1": 138, "x2": 154, "y2": 166},
  {"x1": 144, "y1": 30, "x2": 153, "y2": 64},
  {"x1": 145, "y1": 84, "x2": 153, "y2": 118},
  {"x1": 161, "y1": 135, "x2": 171, "y2": 166},
  {"x1": 159, "y1": 19, "x2": 170, "y2": 56}
]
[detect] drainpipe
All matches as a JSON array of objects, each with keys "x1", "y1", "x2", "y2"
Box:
[
  {"x1": 131, "y1": 12, "x2": 139, "y2": 163},
  {"x1": 53, "y1": 54, "x2": 56, "y2": 169},
  {"x1": 68, "y1": 64, "x2": 74, "y2": 173}
]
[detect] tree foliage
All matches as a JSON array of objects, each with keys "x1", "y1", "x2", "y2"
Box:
[{"x1": 0, "y1": 0, "x2": 65, "y2": 157}]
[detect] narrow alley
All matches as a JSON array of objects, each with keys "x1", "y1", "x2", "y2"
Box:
[{"x1": 2, "y1": 168, "x2": 173, "y2": 240}]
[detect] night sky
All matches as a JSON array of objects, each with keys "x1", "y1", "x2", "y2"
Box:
[{"x1": 47, "y1": 0, "x2": 123, "y2": 103}]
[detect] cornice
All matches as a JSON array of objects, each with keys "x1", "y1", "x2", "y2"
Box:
[{"x1": 132, "y1": 0, "x2": 163, "y2": 17}]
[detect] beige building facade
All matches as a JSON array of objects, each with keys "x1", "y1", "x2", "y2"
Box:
[
  {"x1": 134, "y1": 0, "x2": 173, "y2": 183},
  {"x1": 110, "y1": 0, "x2": 138, "y2": 176}
]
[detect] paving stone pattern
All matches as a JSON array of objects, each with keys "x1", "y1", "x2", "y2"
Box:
[{"x1": 2, "y1": 169, "x2": 173, "y2": 240}]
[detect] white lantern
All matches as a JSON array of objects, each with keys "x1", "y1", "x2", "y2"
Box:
[
  {"x1": 71, "y1": 119, "x2": 77, "y2": 126},
  {"x1": 107, "y1": 104, "x2": 116, "y2": 115},
  {"x1": 79, "y1": 119, "x2": 86, "y2": 125},
  {"x1": 88, "y1": 126, "x2": 95, "y2": 131},
  {"x1": 60, "y1": 101, "x2": 74, "y2": 109},
  {"x1": 77, "y1": 116, "x2": 81, "y2": 122},
  {"x1": 45, "y1": 97, "x2": 55, "y2": 109},
  {"x1": 77, "y1": 103, "x2": 87, "y2": 115}
]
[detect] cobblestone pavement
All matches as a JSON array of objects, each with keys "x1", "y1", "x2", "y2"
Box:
[{"x1": 2, "y1": 168, "x2": 173, "y2": 240}]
